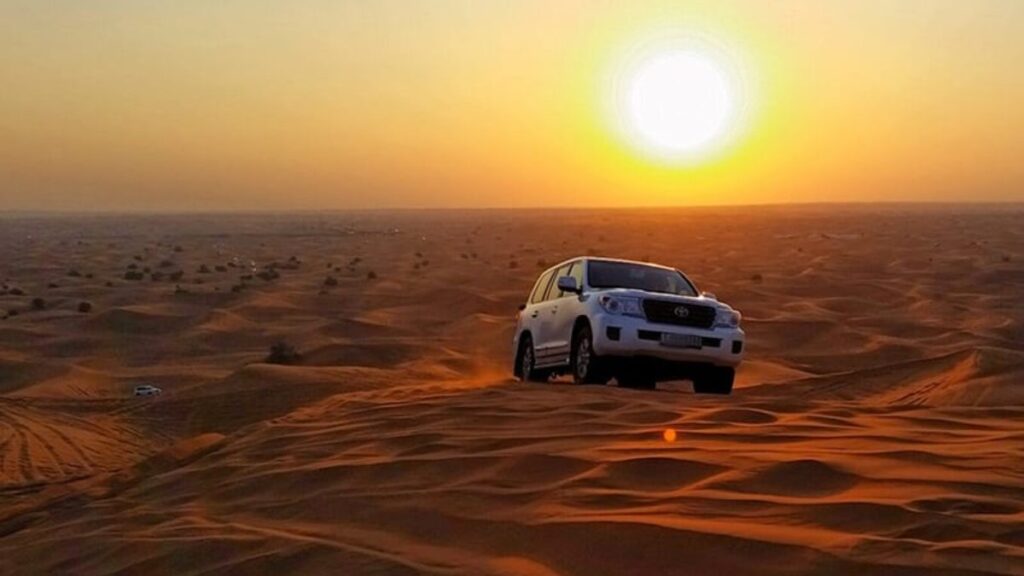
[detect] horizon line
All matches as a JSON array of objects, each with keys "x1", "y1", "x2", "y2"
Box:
[{"x1": 1, "y1": 199, "x2": 1023, "y2": 217}]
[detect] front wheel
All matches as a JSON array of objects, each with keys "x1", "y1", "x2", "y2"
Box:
[
  {"x1": 571, "y1": 324, "x2": 609, "y2": 385},
  {"x1": 693, "y1": 366, "x2": 735, "y2": 395}
]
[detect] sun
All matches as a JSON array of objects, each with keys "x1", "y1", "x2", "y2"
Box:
[{"x1": 609, "y1": 35, "x2": 749, "y2": 165}]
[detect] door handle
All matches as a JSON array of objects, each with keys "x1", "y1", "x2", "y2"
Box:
[{"x1": 531, "y1": 310, "x2": 539, "y2": 318}]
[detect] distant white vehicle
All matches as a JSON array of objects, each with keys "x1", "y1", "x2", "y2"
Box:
[
  {"x1": 133, "y1": 385, "x2": 162, "y2": 397},
  {"x1": 513, "y1": 257, "x2": 745, "y2": 394}
]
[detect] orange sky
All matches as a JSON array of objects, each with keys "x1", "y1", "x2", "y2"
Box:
[{"x1": 1, "y1": 1, "x2": 1023, "y2": 211}]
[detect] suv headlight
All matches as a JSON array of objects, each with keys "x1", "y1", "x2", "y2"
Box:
[
  {"x1": 598, "y1": 294, "x2": 644, "y2": 317},
  {"x1": 715, "y1": 308, "x2": 742, "y2": 328}
]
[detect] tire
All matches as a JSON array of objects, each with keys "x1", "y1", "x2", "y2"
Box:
[
  {"x1": 693, "y1": 366, "x2": 734, "y2": 395},
  {"x1": 571, "y1": 324, "x2": 609, "y2": 385},
  {"x1": 518, "y1": 334, "x2": 549, "y2": 382}
]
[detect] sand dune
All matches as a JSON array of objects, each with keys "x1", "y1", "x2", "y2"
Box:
[{"x1": 1, "y1": 206, "x2": 1022, "y2": 575}]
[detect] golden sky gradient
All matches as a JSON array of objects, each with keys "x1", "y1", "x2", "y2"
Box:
[{"x1": 2, "y1": 0, "x2": 1023, "y2": 211}]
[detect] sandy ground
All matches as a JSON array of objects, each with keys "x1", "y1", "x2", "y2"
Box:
[{"x1": 0, "y1": 206, "x2": 1022, "y2": 575}]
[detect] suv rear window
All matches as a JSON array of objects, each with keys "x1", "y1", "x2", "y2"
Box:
[{"x1": 587, "y1": 260, "x2": 697, "y2": 296}]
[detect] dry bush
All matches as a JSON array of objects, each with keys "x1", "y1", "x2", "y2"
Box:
[{"x1": 266, "y1": 341, "x2": 301, "y2": 365}]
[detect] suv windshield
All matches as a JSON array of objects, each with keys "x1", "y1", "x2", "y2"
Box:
[{"x1": 587, "y1": 260, "x2": 697, "y2": 296}]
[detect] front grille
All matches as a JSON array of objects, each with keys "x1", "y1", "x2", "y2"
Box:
[{"x1": 642, "y1": 299, "x2": 716, "y2": 329}]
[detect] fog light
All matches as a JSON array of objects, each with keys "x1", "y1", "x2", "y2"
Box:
[
  {"x1": 732, "y1": 340, "x2": 743, "y2": 354},
  {"x1": 606, "y1": 326, "x2": 621, "y2": 341}
]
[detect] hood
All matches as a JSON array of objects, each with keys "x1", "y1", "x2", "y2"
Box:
[{"x1": 592, "y1": 288, "x2": 733, "y2": 311}]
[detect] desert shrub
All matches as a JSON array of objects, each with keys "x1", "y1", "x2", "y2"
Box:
[
  {"x1": 324, "y1": 275, "x2": 338, "y2": 287},
  {"x1": 751, "y1": 273, "x2": 764, "y2": 283},
  {"x1": 256, "y1": 269, "x2": 279, "y2": 282},
  {"x1": 197, "y1": 264, "x2": 211, "y2": 274},
  {"x1": 77, "y1": 301, "x2": 93, "y2": 313},
  {"x1": 124, "y1": 270, "x2": 144, "y2": 281},
  {"x1": 105, "y1": 281, "x2": 114, "y2": 287},
  {"x1": 215, "y1": 265, "x2": 227, "y2": 272},
  {"x1": 366, "y1": 270, "x2": 377, "y2": 280},
  {"x1": 7, "y1": 309, "x2": 18, "y2": 317},
  {"x1": 173, "y1": 245, "x2": 183, "y2": 252},
  {"x1": 10, "y1": 287, "x2": 24, "y2": 296},
  {"x1": 266, "y1": 341, "x2": 301, "y2": 365},
  {"x1": 508, "y1": 260, "x2": 518, "y2": 269},
  {"x1": 48, "y1": 282, "x2": 59, "y2": 289},
  {"x1": 230, "y1": 283, "x2": 245, "y2": 293},
  {"x1": 536, "y1": 259, "x2": 547, "y2": 268},
  {"x1": 460, "y1": 253, "x2": 469, "y2": 259},
  {"x1": 158, "y1": 259, "x2": 174, "y2": 268},
  {"x1": 169, "y1": 270, "x2": 184, "y2": 281},
  {"x1": 151, "y1": 271, "x2": 165, "y2": 281},
  {"x1": 31, "y1": 297, "x2": 45, "y2": 311},
  {"x1": 1003, "y1": 255, "x2": 1012, "y2": 263},
  {"x1": 85, "y1": 273, "x2": 94, "y2": 279},
  {"x1": 67, "y1": 269, "x2": 82, "y2": 277},
  {"x1": 127, "y1": 263, "x2": 139, "y2": 270}
]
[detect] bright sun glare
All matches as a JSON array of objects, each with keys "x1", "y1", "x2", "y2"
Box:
[{"x1": 610, "y1": 36, "x2": 748, "y2": 165}]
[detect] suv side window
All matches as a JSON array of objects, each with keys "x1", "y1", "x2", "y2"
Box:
[
  {"x1": 567, "y1": 260, "x2": 584, "y2": 294},
  {"x1": 549, "y1": 264, "x2": 573, "y2": 299},
  {"x1": 530, "y1": 269, "x2": 555, "y2": 304}
]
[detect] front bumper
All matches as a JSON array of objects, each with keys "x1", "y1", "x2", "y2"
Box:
[{"x1": 590, "y1": 312, "x2": 745, "y2": 367}]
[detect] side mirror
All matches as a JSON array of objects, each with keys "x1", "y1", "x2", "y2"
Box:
[
  {"x1": 518, "y1": 303, "x2": 526, "y2": 311},
  {"x1": 556, "y1": 276, "x2": 581, "y2": 295},
  {"x1": 701, "y1": 291, "x2": 717, "y2": 300}
]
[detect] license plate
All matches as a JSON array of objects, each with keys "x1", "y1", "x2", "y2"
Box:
[{"x1": 660, "y1": 333, "x2": 702, "y2": 349}]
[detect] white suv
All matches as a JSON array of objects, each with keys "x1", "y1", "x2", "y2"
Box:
[{"x1": 513, "y1": 257, "x2": 744, "y2": 394}]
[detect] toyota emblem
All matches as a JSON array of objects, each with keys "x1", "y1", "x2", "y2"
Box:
[{"x1": 673, "y1": 306, "x2": 690, "y2": 318}]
